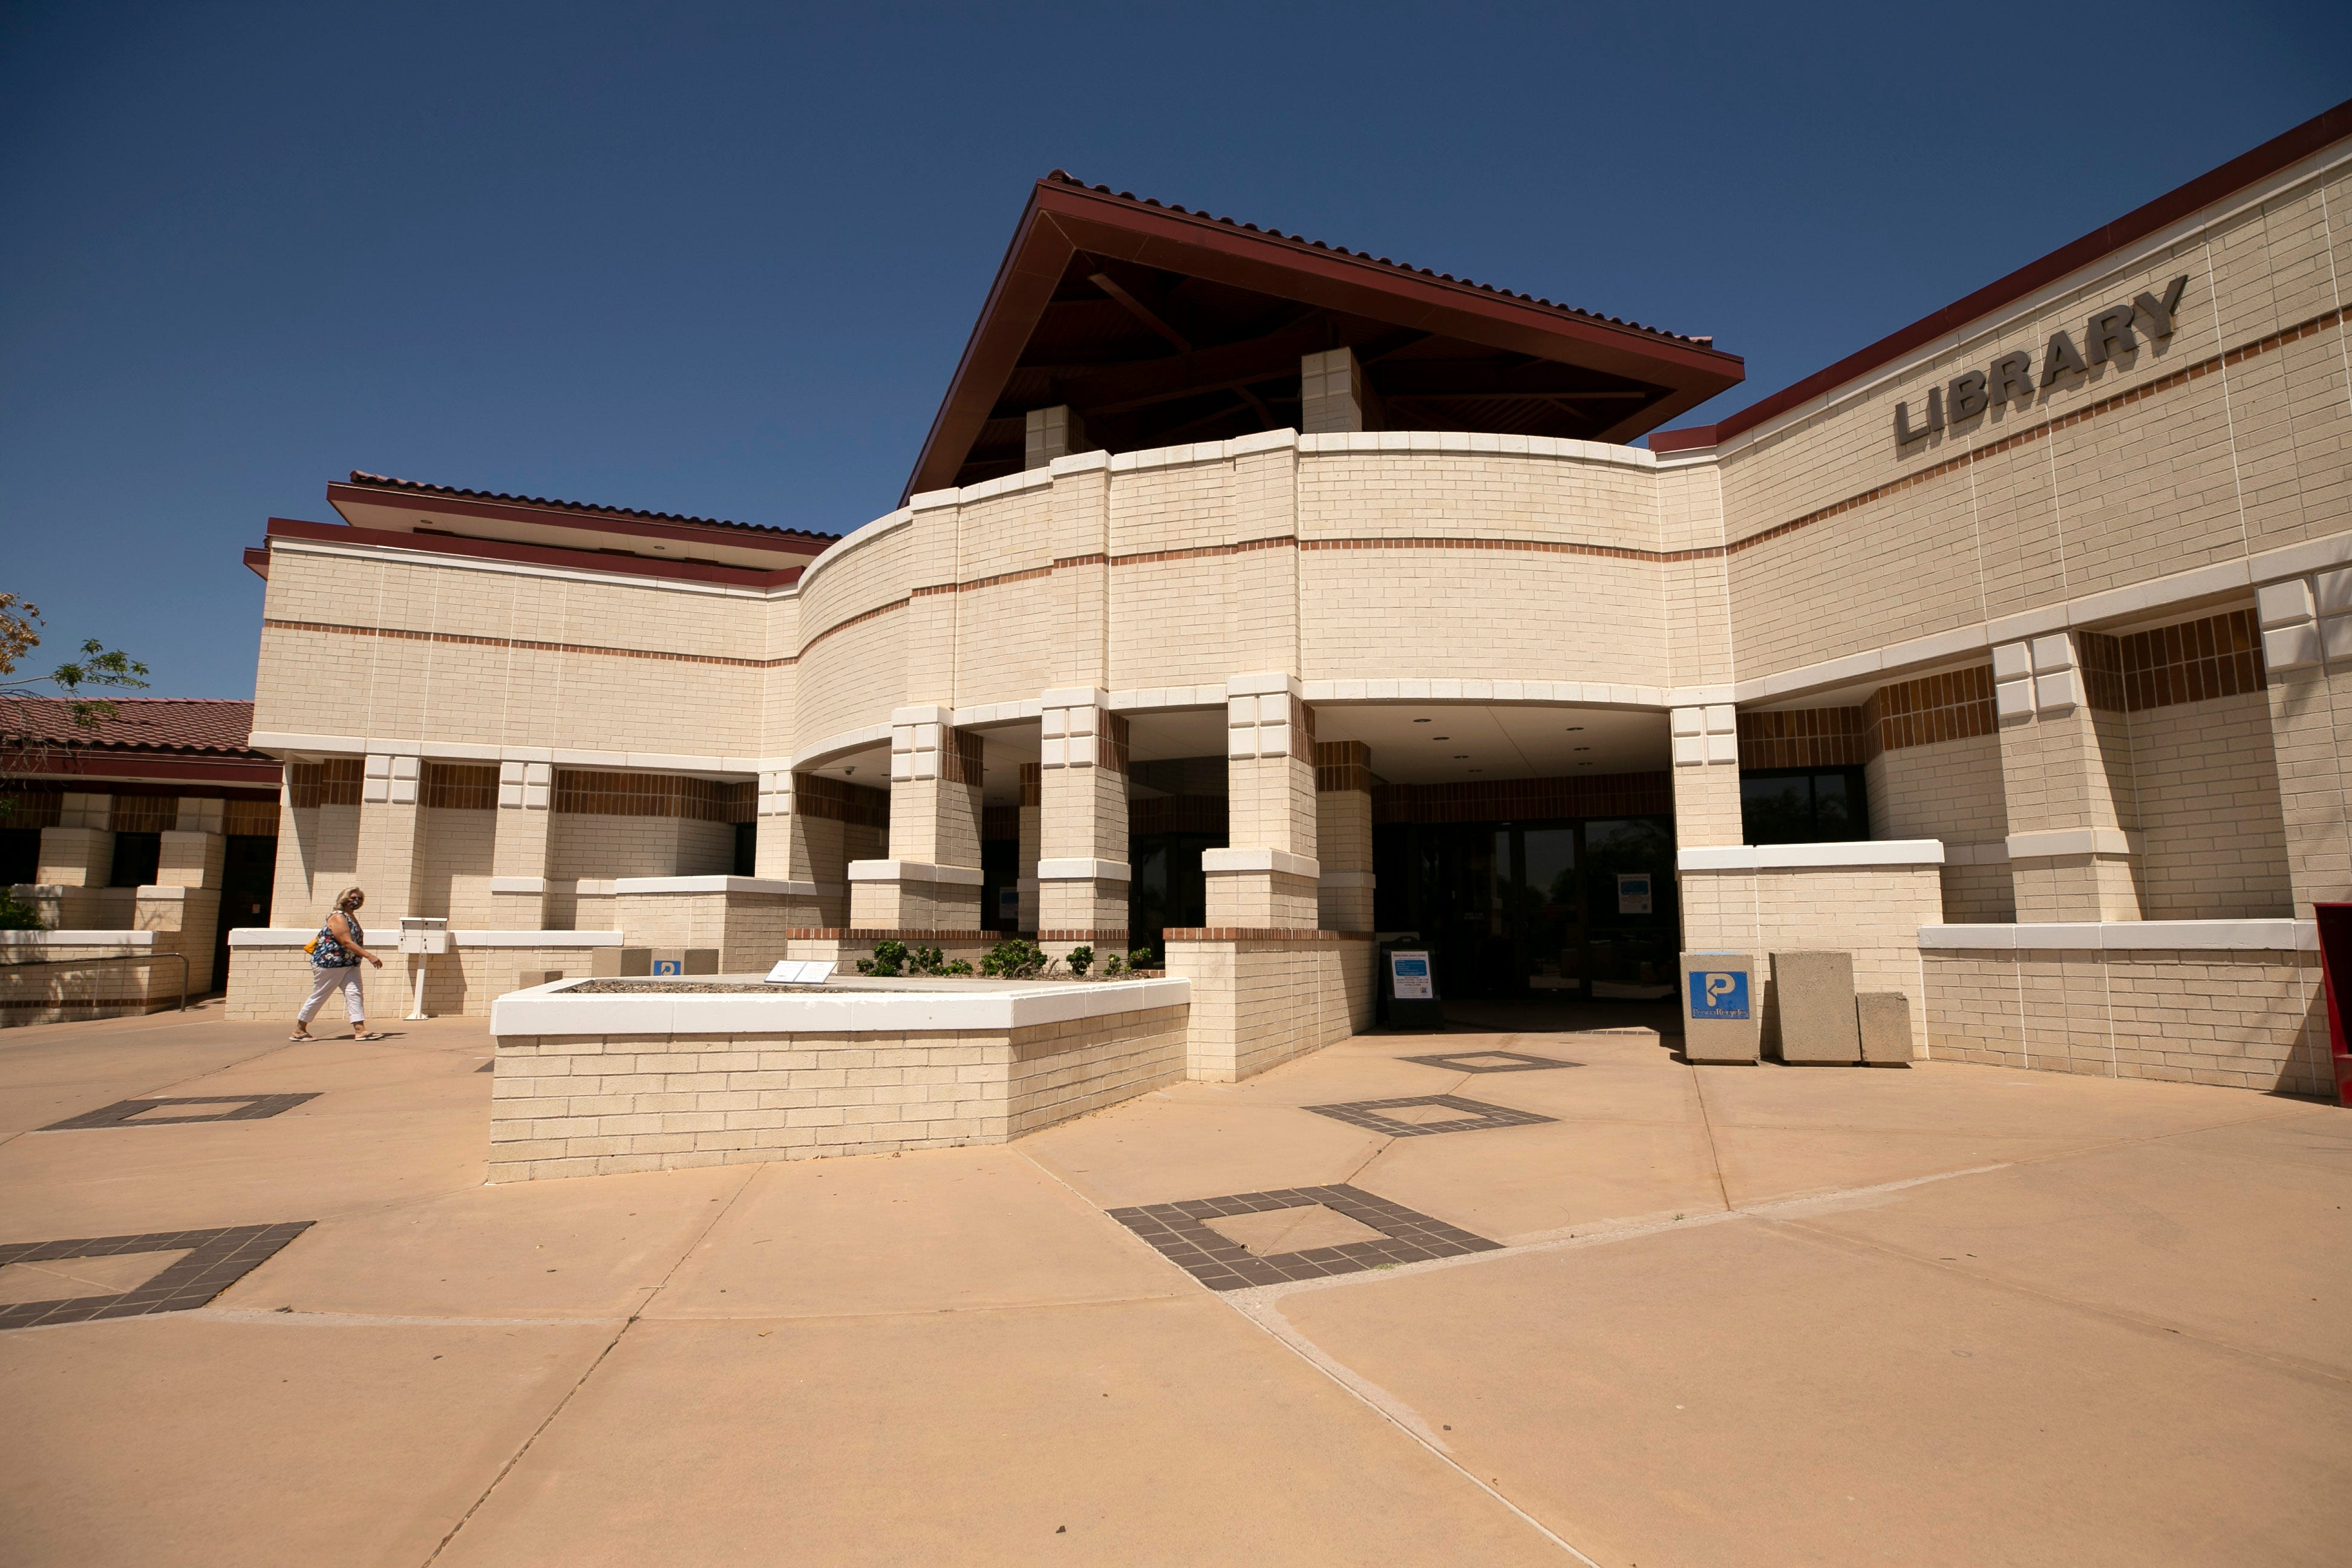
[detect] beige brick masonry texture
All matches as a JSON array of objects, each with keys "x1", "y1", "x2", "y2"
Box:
[{"x1": 487, "y1": 1004, "x2": 1189, "y2": 1180}]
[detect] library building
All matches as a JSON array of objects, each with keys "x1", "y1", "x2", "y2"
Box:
[{"x1": 11, "y1": 100, "x2": 2350, "y2": 1101}]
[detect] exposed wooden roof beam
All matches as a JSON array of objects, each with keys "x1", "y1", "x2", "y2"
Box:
[{"x1": 1086, "y1": 270, "x2": 1192, "y2": 352}]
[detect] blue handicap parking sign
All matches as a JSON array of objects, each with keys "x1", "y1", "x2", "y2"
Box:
[
  {"x1": 1687, "y1": 969, "x2": 1749, "y2": 1020},
  {"x1": 652, "y1": 959, "x2": 683, "y2": 976}
]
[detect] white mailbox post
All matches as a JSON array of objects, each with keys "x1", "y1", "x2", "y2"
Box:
[{"x1": 398, "y1": 916, "x2": 451, "y2": 1020}]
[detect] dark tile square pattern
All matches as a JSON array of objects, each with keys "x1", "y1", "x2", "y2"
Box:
[
  {"x1": 41, "y1": 1094, "x2": 321, "y2": 1131},
  {"x1": 1107, "y1": 1184, "x2": 1499, "y2": 1290},
  {"x1": 1400, "y1": 1050, "x2": 1582, "y2": 1074},
  {"x1": 0, "y1": 1222, "x2": 313, "y2": 1330},
  {"x1": 1301, "y1": 1094, "x2": 1557, "y2": 1138}
]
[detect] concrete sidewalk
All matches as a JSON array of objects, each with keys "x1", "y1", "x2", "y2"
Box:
[{"x1": 1, "y1": 1007, "x2": 2345, "y2": 1565}]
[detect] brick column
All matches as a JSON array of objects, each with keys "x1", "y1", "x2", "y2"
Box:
[
  {"x1": 35, "y1": 791, "x2": 113, "y2": 927},
  {"x1": 849, "y1": 708, "x2": 985, "y2": 935},
  {"x1": 1992, "y1": 634, "x2": 2141, "y2": 921},
  {"x1": 1036, "y1": 690, "x2": 1128, "y2": 956},
  {"x1": 489, "y1": 760, "x2": 554, "y2": 929},
  {"x1": 1017, "y1": 763, "x2": 1041, "y2": 934},
  {"x1": 1208, "y1": 674, "x2": 1318, "y2": 928},
  {"x1": 356, "y1": 751, "x2": 426, "y2": 920},
  {"x1": 1024, "y1": 405, "x2": 1089, "y2": 469},
  {"x1": 1301, "y1": 347, "x2": 1379, "y2": 434},
  {"x1": 1669, "y1": 703, "x2": 1741, "y2": 846},
  {"x1": 1315, "y1": 741, "x2": 1374, "y2": 933},
  {"x1": 2258, "y1": 572, "x2": 2352, "y2": 910},
  {"x1": 140, "y1": 797, "x2": 226, "y2": 991}
]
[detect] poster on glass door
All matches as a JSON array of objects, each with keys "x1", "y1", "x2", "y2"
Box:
[{"x1": 1616, "y1": 873, "x2": 1653, "y2": 915}]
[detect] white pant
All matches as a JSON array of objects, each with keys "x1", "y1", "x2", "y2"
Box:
[{"x1": 298, "y1": 964, "x2": 367, "y2": 1025}]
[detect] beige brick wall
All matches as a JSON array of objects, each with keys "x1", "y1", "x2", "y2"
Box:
[
  {"x1": 2125, "y1": 691, "x2": 2293, "y2": 918},
  {"x1": 1868, "y1": 734, "x2": 2013, "y2": 920},
  {"x1": 1922, "y1": 947, "x2": 2328, "y2": 1096},
  {"x1": 486, "y1": 1002, "x2": 1189, "y2": 1181},
  {"x1": 1171, "y1": 935, "x2": 1375, "y2": 1081}
]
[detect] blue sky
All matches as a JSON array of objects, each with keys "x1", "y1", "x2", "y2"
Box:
[{"x1": 3, "y1": 1, "x2": 2345, "y2": 698}]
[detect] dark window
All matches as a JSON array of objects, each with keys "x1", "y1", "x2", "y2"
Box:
[
  {"x1": 109, "y1": 832, "x2": 162, "y2": 888},
  {"x1": 732, "y1": 822, "x2": 757, "y2": 877},
  {"x1": 1, "y1": 827, "x2": 39, "y2": 887},
  {"x1": 1740, "y1": 768, "x2": 1869, "y2": 845}
]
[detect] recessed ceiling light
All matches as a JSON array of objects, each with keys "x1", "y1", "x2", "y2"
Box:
[
  {"x1": 1413, "y1": 718, "x2": 1431, "y2": 724},
  {"x1": 1432, "y1": 736, "x2": 1449, "y2": 741},
  {"x1": 1577, "y1": 761, "x2": 1592, "y2": 767},
  {"x1": 1574, "y1": 746, "x2": 1590, "y2": 752},
  {"x1": 1566, "y1": 726, "x2": 1584, "y2": 731},
  {"x1": 1469, "y1": 769, "x2": 1483, "y2": 774},
  {"x1": 1452, "y1": 754, "x2": 1468, "y2": 759}
]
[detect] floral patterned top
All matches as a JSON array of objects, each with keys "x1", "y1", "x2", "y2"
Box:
[{"x1": 313, "y1": 913, "x2": 364, "y2": 968}]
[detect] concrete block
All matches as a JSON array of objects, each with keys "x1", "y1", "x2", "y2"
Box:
[
  {"x1": 1681, "y1": 952, "x2": 1759, "y2": 1064},
  {"x1": 1856, "y1": 992, "x2": 1914, "y2": 1067},
  {"x1": 1772, "y1": 950, "x2": 1861, "y2": 1065}
]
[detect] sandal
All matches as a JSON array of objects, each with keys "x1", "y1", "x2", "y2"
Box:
[
  {"x1": 352, "y1": 1031, "x2": 385, "y2": 1041},
  {"x1": 287, "y1": 1032, "x2": 312, "y2": 1041}
]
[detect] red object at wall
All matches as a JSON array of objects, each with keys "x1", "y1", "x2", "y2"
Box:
[{"x1": 2316, "y1": 903, "x2": 2352, "y2": 1108}]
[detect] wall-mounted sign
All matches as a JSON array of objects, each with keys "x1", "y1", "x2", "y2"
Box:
[
  {"x1": 652, "y1": 958, "x2": 684, "y2": 976},
  {"x1": 1390, "y1": 950, "x2": 1435, "y2": 1001},
  {"x1": 1617, "y1": 872, "x2": 1653, "y2": 915},
  {"x1": 1895, "y1": 275, "x2": 2189, "y2": 446},
  {"x1": 1687, "y1": 969, "x2": 1749, "y2": 1021}
]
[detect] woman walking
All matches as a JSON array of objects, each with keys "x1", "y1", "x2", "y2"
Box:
[{"x1": 290, "y1": 886, "x2": 385, "y2": 1040}]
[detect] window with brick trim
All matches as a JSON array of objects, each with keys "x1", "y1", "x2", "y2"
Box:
[{"x1": 422, "y1": 763, "x2": 498, "y2": 811}]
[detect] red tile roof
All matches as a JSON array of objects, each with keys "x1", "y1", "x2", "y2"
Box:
[
  {"x1": 344, "y1": 471, "x2": 839, "y2": 543},
  {"x1": 1040, "y1": 171, "x2": 1715, "y2": 348},
  {"x1": 0, "y1": 698, "x2": 266, "y2": 759}
]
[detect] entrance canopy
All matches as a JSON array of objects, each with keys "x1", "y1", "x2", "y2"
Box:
[{"x1": 907, "y1": 172, "x2": 1745, "y2": 497}]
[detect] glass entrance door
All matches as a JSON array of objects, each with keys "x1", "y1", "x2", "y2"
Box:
[{"x1": 1376, "y1": 815, "x2": 1677, "y2": 1003}]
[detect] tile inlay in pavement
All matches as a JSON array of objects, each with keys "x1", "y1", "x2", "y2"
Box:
[
  {"x1": 1399, "y1": 1050, "x2": 1582, "y2": 1074},
  {"x1": 1301, "y1": 1094, "x2": 1558, "y2": 1138},
  {"x1": 41, "y1": 1094, "x2": 322, "y2": 1131},
  {"x1": 1107, "y1": 1184, "x2": 1500, "y2": 1290},
  {"x1": 0, "y1": 1223, "x2": 313, "y2": 1329}
]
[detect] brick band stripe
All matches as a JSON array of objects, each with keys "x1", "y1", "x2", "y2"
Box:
[{"x1": 263, "y1": 618, "x2": 791, "y2": 670}]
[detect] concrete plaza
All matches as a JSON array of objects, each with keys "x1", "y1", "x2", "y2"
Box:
[{"x1": 1, "y1": 1004, "x2": 2347, "y2": 1565}]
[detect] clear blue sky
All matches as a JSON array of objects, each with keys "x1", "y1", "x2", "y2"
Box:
[{"x1": 4, "y1": 1, "x2": 2345, "y2": 699}]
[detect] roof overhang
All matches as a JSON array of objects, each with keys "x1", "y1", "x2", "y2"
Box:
[
  {"x1": 327, "y1": 479, "x2": 831, "y2": 572},
  {"x1": 907, "y1": 177, "x2": 1745, "y2": 498}
]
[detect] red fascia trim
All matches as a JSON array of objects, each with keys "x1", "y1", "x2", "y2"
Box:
[
  {"x1": 1650, "y1": 96, "x2": 2352, "y2": 454},
  {"x1": 8, "y1": 754, "x2": 282, "y2": 786},
  {"x1": 263, "y1": 517, "x2": 806, "y2": 590},
  {"x1": 243, "y1": 546, "x2": 270, "y2": 580},
  {"x1": 325, "y1": 483, "x2": 831, "y2": 563}
]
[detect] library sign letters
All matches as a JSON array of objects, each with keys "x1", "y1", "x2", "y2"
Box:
[{"x1": 1893, "y1": 275, "x2": 2189, "y2": 446}]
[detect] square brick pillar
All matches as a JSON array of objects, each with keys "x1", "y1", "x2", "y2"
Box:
[
  {"x1": 1315, "y1": 741, "x2": 1374, "y2": 932},
  {"x1": 849, "y1": 708, "x2": 985, "y2": 935},
  {"x1": 356, "y1": 751, "x2": 426, "y2": 921},
  {"x1": 1669, "y1": 704, "x2": 1741, "y2": 846},
  {"x1": 2257, "y1": 572, "x2": 2352, "y2": 910},
  {"x1": 1209, "y1": 674, "x2": 1319, "y2": 927},
  {"x1": 1300, "y1": 347, "x2": 1380, "y2": 434},
  {"x1": 1023, "y1": 405, "x2": 1089, "y2": 469},
  {"x1": 489, "y1": 760, "x2": 554, "y2": 929},
  {"x1": 1036, "y1": 690, "x2": 1129, "y2": 957},
  {"x1": 34, "y1": 792, "x2": 114, "y2": 927},
  {"x1": 1992, "y1": 634, "x2": 2141, "y2": 921},
  {"x1": 151, "y1": 799, "x2": 227, "y2": 991},
  {"x1": 1017, "y1": 763, "x2": 1041, "y2": 935},
  {"x1": 765, "y1": 774, "x2": 858, "y2": 929}
]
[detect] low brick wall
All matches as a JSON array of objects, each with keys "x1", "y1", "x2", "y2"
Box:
[
  {"x1": 1920, "y1": 924, "x2": 2328, "y2": 1096},
  {"x1": 1679, "y1": 857, "x2": 1944, "y2": 1059},
  {"x1": 224, "y1": 931, "x2": 626, "y2": 1020},
  {"x1": 1166, "y1": 930, "x2": 1375, "y2": 1082},
  {"x1": 486, "y1": 978, "x2": 1190, "y2": 1181},
  {"x1": 0, "y1": 933, "x2": 197, "y2": 1027}
]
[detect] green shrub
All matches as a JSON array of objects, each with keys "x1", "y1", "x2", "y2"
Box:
[
  {"x1": 1104, "y1": 953, "x2": 1125, "y2": 976},
  {"x1": 1128, "y1": 947, "x2": 1155, "y2": 971},
  {"x1": 940, "y1": 959, "x2": 974, "y2": 976},
  {"x1": 979, "y1": 936, "x2": 1047, "y2": 979},
  {"x1": 0, "y1": 887, "x2": 43, "y2": 931},
  {"x1": 857, "y1": 938, "x2": 909, "y2": 978},
  {"x1": 1067, "y1": 944, "x2": 1094, "y2": 976}
]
